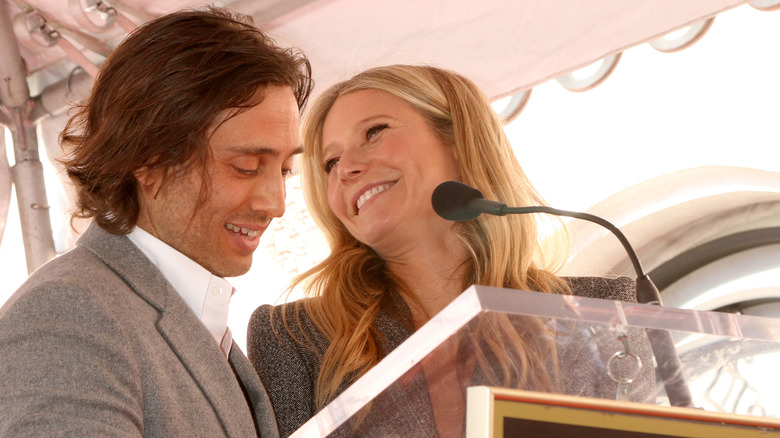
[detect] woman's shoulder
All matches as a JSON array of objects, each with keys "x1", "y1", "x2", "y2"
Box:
[
  {"x1": 249, "y1": 298, "x2": 322, "y2": 340},
  {"x1": 247, "y1": 299, "x2": 324, "y2": 437},
  {"x1": 563, "y1": 276, "x2": 637, "y2": 302},
  {"x1": 247, "y1": 299, "x2": 329, "y2": 379}
]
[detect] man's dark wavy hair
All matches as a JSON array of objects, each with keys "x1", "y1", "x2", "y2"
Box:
[{"x1": 61, "y1": 6, "x2": 313, "y2": 234}]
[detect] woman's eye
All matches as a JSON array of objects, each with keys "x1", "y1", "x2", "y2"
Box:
[
  {"x1": 323, "y1": 158, "x2": 339, "y2": 174},
  {"x1": 365, "y1": 123, "x2": 389, "y2": 141}
]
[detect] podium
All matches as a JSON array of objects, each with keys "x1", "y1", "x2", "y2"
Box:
[{"x1": 289, "y1": 285, "x2": 780, "y2": 437}]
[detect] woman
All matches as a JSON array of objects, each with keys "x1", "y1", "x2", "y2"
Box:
[{"x1": 248, "y1": 65, "x2": 653, "y2": 437}]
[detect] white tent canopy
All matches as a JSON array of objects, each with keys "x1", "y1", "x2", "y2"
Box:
[
  {"x1": 3, "y1": 0, "x2": 755, "y2": 101},
  {"x1": 262, "y1": 0, "x2": 747, "y2": 99}
]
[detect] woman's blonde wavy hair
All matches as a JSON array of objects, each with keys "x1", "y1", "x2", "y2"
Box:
[{"x1": 292, "y1": 64, "x2": 571, "y2": 410}]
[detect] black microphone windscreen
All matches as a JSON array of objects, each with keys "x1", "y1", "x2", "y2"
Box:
[{"x1": 431, "y1": 181, "x2": 484, "y2": 221}]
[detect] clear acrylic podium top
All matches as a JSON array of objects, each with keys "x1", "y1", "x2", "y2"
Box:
[{"x1": 290, "y1": 285, "x2": 780, "y2": 437}]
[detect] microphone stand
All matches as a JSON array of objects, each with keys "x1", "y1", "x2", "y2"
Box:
[{"x1": 498, "y1": 205, "x2": 695, "y2": 408}]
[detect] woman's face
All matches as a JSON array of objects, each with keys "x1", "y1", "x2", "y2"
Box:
[{"x1": 320, "y1": 89, "x2": 460, "y2": 256}]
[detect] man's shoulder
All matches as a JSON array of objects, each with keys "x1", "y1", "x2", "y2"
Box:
[
  {"x1": 2, "y1": 238, "x2": 158, "y2": 326},
  {"x1": 28, "y1": 244, "x2": 102, "y2": 279},
  {"x1": 0, "y1": 250, "x2": 139, "y2": 365},
  {"x1": 5, "y1": 247, "x2": 94, "y2": 305},
  {"x1": 14, "y1": 243, "x2": 121, "y2": 295}
]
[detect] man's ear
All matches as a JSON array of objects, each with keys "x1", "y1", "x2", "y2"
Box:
[{"x1": 134, "y1": 166, "x2": 163, "y2": 194}]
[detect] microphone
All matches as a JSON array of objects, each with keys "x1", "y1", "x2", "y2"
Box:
[
  {"x1": 432, "y1": 181, "x2": 507, "y2": 220},
  {"x1": 432, "y1": 180, "x2": 695, "y2": 408},
  {"x1": 433, "y1": 181, "x2": 650, "y2": 292}
]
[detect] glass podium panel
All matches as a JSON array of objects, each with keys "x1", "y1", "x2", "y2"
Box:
[{"x1": 289, "y1": 285, "x2": 780, "y2": 437}]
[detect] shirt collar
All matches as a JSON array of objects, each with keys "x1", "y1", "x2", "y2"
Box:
[{"x1": 127, "y1": 226, "x2": 233, "y2": 350}]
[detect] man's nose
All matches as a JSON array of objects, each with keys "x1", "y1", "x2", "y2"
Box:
[{"x1": 250, "y1": 173, "x2": 286, "y2": 218}]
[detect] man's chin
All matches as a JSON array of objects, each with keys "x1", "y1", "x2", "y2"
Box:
[{"x1": 209, "y1": 256, "x2": 253, "y2": 279}]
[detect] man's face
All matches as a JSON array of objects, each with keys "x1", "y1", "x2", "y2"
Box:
[{"x1": 135, "y1": 86, "x2": 302, "y2": 277}]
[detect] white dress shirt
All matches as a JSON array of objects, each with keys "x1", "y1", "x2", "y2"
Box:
[{"x1": 127, "y1": 227, "x2": 233, "y2": 357}]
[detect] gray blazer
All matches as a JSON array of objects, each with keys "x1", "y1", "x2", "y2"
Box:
[
  {"x1": 248, "y1": 277, "x2": 655, "y2": 437},
  {"x1": 0, "y1": 223, "x2": 279, "y2": 438}
]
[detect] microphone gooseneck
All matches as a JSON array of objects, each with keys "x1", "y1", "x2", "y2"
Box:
[
  {"x1": 432, "y1": 181, "x2": 648, "y2": 287},
  {"x1": 431, "y1": 180, "x2": 694, "y2": 408}
]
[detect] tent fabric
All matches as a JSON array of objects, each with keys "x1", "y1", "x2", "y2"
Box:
[
  {"x1": 261, "y1": 0, "x2": 748, "y2": 99},
  {"x1": 6, "y1": 0, "x2": 748, "y2": 100}
]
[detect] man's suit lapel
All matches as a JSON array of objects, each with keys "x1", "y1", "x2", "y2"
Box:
[
  {"x1": 78, "y1": 224, "x2": 262, "y2": 437},
  {"x1": 230, "y1": 343, "x2": 280, "y2": 438},
  {"x1": 156, "y1": 309, "x2": 259, "y2": 437}
]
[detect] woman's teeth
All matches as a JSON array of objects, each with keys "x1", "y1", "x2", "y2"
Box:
[{"x1": 356, "y1": 184, "x2": 393, "y2": 210}]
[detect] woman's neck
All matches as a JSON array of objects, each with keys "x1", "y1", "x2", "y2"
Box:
[{"x1": 383, "y1": 237, "x2": 470, "y2": 329}]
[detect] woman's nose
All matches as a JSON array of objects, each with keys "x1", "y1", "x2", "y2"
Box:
[{"x1": 336, "y1": 149, "x2": 367, "y2": 181}]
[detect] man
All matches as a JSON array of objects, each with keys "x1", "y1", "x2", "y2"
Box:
[{"x1": 0, "y1": 7, "x2": 311, "y2": 437}]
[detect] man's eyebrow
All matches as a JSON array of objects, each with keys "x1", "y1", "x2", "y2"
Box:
[
  {"x1": 226, "y1": 145, "x2": 304, "y2": 158},
  {"x1": 227, "y1": 146, "x2": 278, "y2": 156}
]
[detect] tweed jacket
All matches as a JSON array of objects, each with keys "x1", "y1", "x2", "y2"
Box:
[
  {"x1": 0, "y1": 223, "x2": 279, "y2": 438},
  {"x1": 248, "y1": 277, "x2": 655, "y2": 437}
]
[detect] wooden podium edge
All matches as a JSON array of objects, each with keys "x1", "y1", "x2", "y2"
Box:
[{"x1": 466, "y1": 386, "x2": 780, "y2": 438}]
